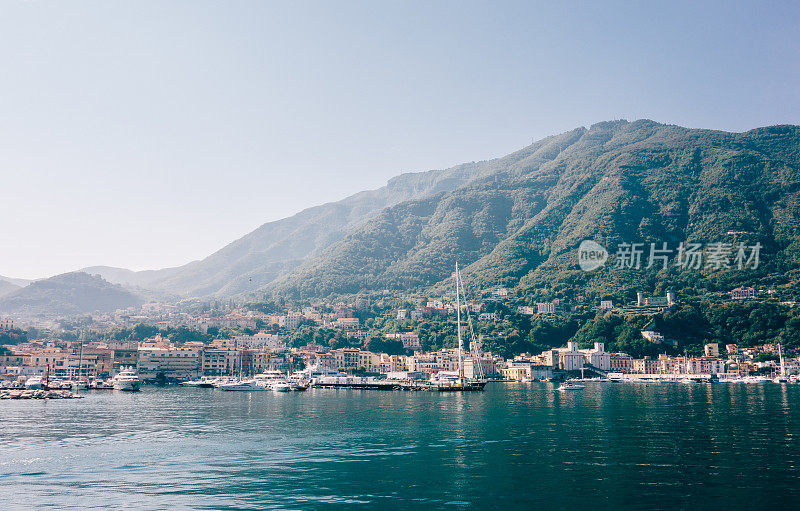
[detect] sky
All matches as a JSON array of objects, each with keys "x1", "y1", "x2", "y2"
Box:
[{"x1": 1, "y1": 0, "x2": 798, "y2": 280}]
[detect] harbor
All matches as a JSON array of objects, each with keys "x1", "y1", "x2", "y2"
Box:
[{"x1": 2, "y1": 382, "x2": 800, "y2": 510}]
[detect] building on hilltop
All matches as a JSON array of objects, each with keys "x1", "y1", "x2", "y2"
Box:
[
  {"x1": 537, "y1": 302, "x2": 556, "y2": 314},
  {"x1": 730, "y1": 286, "x2": 756, "y2": 300},
  {"x1": 636, "y1": 291, "x2": 676, "y2": 307}
]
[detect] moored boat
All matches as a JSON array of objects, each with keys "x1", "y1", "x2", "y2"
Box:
[
  {"x1": 112, "y1": 368, "x2": 141, "y2": 391},
  {"x1": 218, "y1": 379, "x2": 266, "y2": 391}
]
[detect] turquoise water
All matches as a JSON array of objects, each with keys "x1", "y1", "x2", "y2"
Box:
[{"x1": 2, "y1": 383, "x2": 799, "y2": 510}]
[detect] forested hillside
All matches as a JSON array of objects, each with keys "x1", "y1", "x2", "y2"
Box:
[{"x1": 266, "y1": 120, "x2": 800, "y2": 304}]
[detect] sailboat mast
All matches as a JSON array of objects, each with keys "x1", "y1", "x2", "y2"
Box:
[
  {"x1": 779, "y1": 343, "x2": 786, "y2": 376},
  {"x1": 456, "y1": 262, "x2": 463, "y2": 380}
]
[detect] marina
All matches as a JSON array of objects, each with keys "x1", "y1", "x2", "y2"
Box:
[{"x1": 2, "y1": 382, "x2": 799, "y2": 509}]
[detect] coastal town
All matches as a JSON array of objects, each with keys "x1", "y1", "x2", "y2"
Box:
[{"x1": 2, "y1": 284, "x2": 797, "y2": 397}]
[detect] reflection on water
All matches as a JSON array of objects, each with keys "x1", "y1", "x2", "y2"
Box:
[{"x1": 1, "y1": 383, "x2": 799, "y2": 510}]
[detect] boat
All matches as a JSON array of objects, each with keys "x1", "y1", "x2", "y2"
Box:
[
  {"x1": 430, "y1": 263, "x2": 487, "y2": 392},
  {"x1": 181, "y1": 377, "x2": 216, "y2": 388},
  {"x1": 558, "y1": 383, "x2": 585, "y2": 391},
  {"x1": 112, "y1": 368, "x2": 141, "y2": 391},
  {"x1": 271, "y1": 381, "x2": 292, "y2": 392},
  {"x1": 24, "y1": 376, "x2": 44, "y2": 390},
  {"x1": 218, "y1": 379, "x2": 266, "y2": 391},
  {"x1": 774, "y1": 343, "x2": 789, "y2": 383}
]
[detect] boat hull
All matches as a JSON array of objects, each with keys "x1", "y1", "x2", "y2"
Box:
[{"x1": 114, "y1": 381, "x2": 141, "y2": 392}]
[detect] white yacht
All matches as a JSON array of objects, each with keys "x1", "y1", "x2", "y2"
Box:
[
  {"x1": 253, "y1": 370, "x2": 285, "y2": 387},
  {"x1": 291, "y1": 364, "x2": 341, "y2": 384},
  {"x1": 558, "y1": 383, "x2": 585, "y2": 391},
  {"x1": 24, "y1": 376, "x2": 44, "y2": 390},
  {"x1": 112, "y1": 368, "x2": 141, "y2": 391},
  {"x1": 218, "y1": 379, "x2": 266, "y2": 391},
  {"x1": 271, "y1": 381, "x2": 292, "y2": 392}
]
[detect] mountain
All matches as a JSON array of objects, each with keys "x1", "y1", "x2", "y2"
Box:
[
  {"x1": 0, "y1": 272, "x2": 144, "y2": 317},
  {"x1": 78, "y1": 266, "x2": 180, "y2": 289},
  {"x1": 265, "y1": 120, "x2": 800, "y2": 300},
  {"x1": 0, "y1": 274, "x2": 32, "y2": 288},
  {"x1": 0, "y1": 280, "x2": 21, "y2": 298},
  {"x1": 123, "y1": 142, "x2": 584, "y2": 298}
]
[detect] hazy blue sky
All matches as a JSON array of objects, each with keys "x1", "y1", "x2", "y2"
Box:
[{"x1": 1, "y1": 1, "x2": 798, "y2": 279}]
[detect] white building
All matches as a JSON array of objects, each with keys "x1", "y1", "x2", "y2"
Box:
[
  {"x1": 137, "y1": 341, "x2": 202, "y2": 380},
  {"x1": 537, "y1": 302, "x2": 556, "y2": 314},
  {"x1": 285, "y1": 312, "x2": 303, "y2": 330},
  {"x1": 599, "y1": 300, "x2": 613, "y2": 309},
  {"x1": 233, "y1": 332, "x2": 284, "y2": 350},
  {"x1": 559, "y1": 342, "x2": 584, "y2": 371}
]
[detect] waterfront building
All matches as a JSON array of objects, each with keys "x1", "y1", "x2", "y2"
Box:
[
  {"x1": 686, "y1": 356, "x2": 726, "y2": 375},
  {"x1": 234, "y1": 332, "x2": 284, "y2": 350},
  {"x1": 631, "y1": 357, "x2": 661, "y2": 374},
  {"x1": 543, "y1": 341, "x2": 584, "y2": 371},
  {"x1": 610, "y1": 353, "x2": 633, "y2": 372},
  {"x1": 112, "y1": 348, "x2": 138, "y2": 374},
  {"x1": 579, "y1": 342, "x2": 611, "y2": 371},
  {"x1": 463, "y1": 356, "x2": 497, "y2": 378},
  {"x1": 201, "y1": 348, "x2": 241, "y2": 376},
  {"x1": 704, "y1": 343, "x2": 720, "y2": 357},
  {"x1": 137, "y1": 337, "x2": 202, "y2": 380},
  {"x1": 501, "y1": 362, "x2": 553, "y2": 381}
]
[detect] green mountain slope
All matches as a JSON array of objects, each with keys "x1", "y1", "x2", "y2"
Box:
[
  {"x1": 0, "y1": 272, "x2": 144, "y2": 317},
  {"x1": 119, "y1": 128, "x2": 585, "y2": 298},
  {"x1": 266, "y1": 120, "x2": 800, "y2": 300}
]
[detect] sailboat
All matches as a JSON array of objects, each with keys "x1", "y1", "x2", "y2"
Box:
[
  {"x1": 774, "y1": 344, "x2": 789, "y2": 383},
  {"x1": 432, "y1": 262, "x2": 487, "y2": 392}
]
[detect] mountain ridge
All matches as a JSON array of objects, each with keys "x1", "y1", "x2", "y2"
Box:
[
  {"x1": 0, "y1": 272, "x2": 145, "y2": 317},
  {"x1": 263, "y1": 120, "x2": 800, "y2": 301}
]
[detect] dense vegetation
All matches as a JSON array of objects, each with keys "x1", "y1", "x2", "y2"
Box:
[{"x1": 266, "y1": 120, "x2": 800, "y2": 308}]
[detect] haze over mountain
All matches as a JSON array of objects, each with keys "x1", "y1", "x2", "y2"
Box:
[
  {"x1": 0, "y1": 274, "x2": 32, "y2": 288},
  {"x1": 7, "y1": 119, "x2": 799, "y2": 311},
  {"x1": 0, "y1": 280, "x2": 21, "y2": 298},
  {"x1": 88, "y1": 156, "x2": 534, "y2": 297}
]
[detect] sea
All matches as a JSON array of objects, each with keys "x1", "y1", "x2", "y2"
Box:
[{"x1": 1, "y1": 382, "x2": 799, "y2": 510}]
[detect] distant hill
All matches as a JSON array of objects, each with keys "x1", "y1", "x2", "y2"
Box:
[
  {"x1": 0, "y1": 272, "x2": 144, "y2": 317},
  {"x1": 78, "y1": 265, "x2": 180, "y2": 289},
  {"x1": 265, "y1": 120, "x2": 800, "y2": 301},
  {"x1": 110, "y1": 150, "x2": 551, "y2": 297},
  {"x1": 0, "y1": 280, "x2": 21, "y2": 298},
  {"x1": 0, "y1": 274, "x2": 32, "y2": 288}
]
